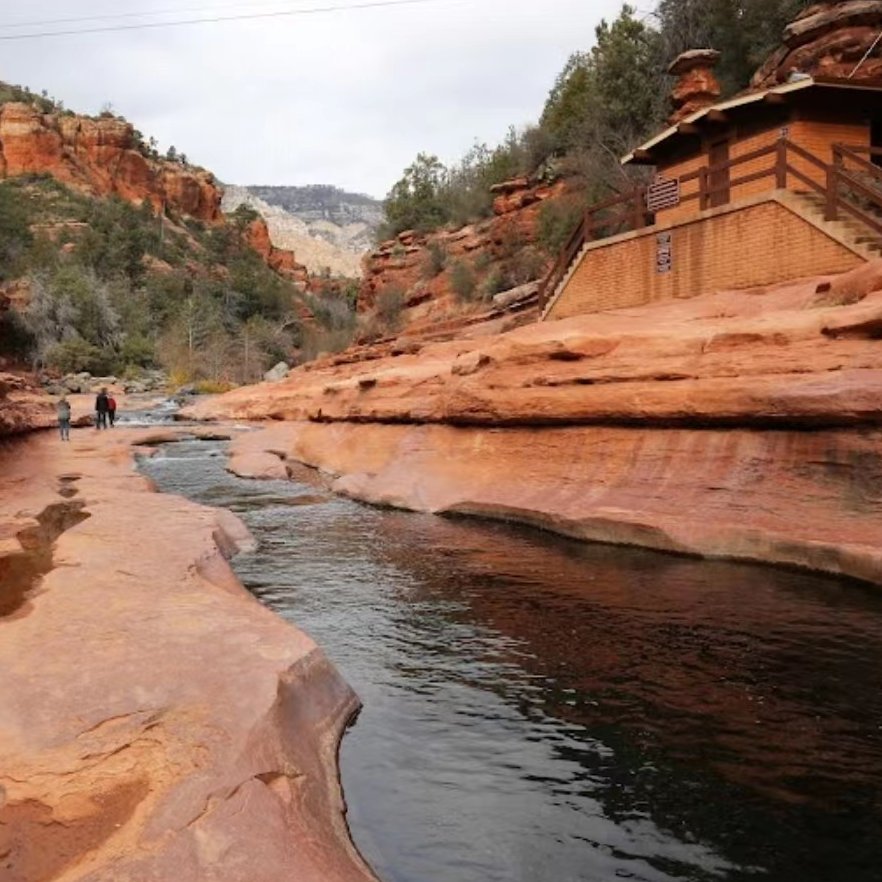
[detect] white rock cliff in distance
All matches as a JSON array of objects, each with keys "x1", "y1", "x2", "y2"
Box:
[{"x1": 222, "y1": 184, "x2": 381, "y2": 278}]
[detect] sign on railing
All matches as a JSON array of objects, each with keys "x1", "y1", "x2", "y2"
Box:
[{"x1": 646, "y1": 176, "x2": 681, "y2": 212}]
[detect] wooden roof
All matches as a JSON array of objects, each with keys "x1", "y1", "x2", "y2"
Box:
[{"x1": 622, "y1": 76, "x2": 882, "y2": 166}]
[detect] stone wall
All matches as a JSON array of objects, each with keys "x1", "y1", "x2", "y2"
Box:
[{"x1": 545, "y1": 196, "x2": 862, "y2": 320}]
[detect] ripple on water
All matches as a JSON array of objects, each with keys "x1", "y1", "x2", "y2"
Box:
[{"x1": 141, "y1": 440, "x2": 882, "y2": 882}]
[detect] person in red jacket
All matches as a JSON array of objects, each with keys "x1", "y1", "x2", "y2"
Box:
[{"x1": 108, "y1": 394, "x2": 118, "y2": 427}]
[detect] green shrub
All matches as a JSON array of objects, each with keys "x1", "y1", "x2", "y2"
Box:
[
  {"x1": 480, "y1": 269, "x2": 508, "y2": 299},
  {"x1": 47, "y1": 338, "x2": 113, "y2": 374},
  {"x1": 449, "y1": 260, "x2": 477, "y2": 302},
  {"x1": 505, "y1": 246, "x2": 546, "y2": 286},
  {"x1": 376, "y1": 285, "x2": 405, "y2": 329},
  {"x1": 421, "y1": 241, "x2": 448, "y2": 278},
  {"x1": 537, "y1": 199, "x2": 583, "y2": 255}
]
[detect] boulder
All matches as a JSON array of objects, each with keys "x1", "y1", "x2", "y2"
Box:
[{"x1": 264, "y1": 362, "x2": 291, "y2": 383}]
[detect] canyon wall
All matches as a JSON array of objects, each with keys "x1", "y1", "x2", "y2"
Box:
[
  {"x1": 0, "y1": 102, "x2": 221, "y2": 222},
  {"x1": 223, "y1": 185, "x2": 375, "y2": 277},
  {"x1": 358, "y1": 178, "x2": 572, "y2": 339},
  {"x1": 185, "y1": 259, "x2": 882, "y2": 585}
]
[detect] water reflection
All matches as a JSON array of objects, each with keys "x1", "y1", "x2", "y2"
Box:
[{"x1": 141, "y1": 441, "x2": 882, "y2": 882}]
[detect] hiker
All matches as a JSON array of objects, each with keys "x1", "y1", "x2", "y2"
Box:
[
  {"x1": 108, "y1": 394, "x2": 117, "y2": 427},
  {"x1": 95, "y1": 387, "x2": 110, "y2": 430},
  {"x1": 57, "y1": 396, "x2": 71, "y2": 441}
]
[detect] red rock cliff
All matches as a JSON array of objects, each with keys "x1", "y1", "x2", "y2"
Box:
[
  {"x1": 0, "y1": 102, "x2": 221, "y2": 222},
  {"x1": 359, "y1": 177, "x2": 573, "y2": 338},
  {"x1": 242, "y1": 217, "x2": 310, "y2": 287},
  {"x1": 752, "y1": 0, "x2": 882, "y2": 87}
]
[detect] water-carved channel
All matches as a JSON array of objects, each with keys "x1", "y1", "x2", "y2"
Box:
[{"x1": 140, "y1": 438, "x2": 882, "y2": 882}]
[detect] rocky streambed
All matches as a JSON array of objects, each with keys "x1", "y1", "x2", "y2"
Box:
[{"x1": 140, "y1": 432, "x2": 882, "y2": 882}]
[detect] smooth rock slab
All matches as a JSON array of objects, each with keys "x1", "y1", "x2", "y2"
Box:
[{"x1": 0, "y1": 429, "x2": 377, "y2": 882}]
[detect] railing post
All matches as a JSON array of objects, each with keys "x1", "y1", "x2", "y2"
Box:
[
  {"x1": 776, "y1": 137, "x2": 787, "y2": 190},
  {"x1": 699, "y1": 166, "x2": 709, "y2": 211},
  {"x1": 825, "y1": 166, "x2": 838, "y2": 221}
]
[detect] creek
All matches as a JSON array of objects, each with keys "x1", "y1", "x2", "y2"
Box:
[{"x1": 140, "y1": 436, "x2": 882, "y2": 882}]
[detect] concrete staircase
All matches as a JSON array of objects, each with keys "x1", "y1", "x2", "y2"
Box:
[{"x1": 786, "y1": 189, "x2": 882, "y2": 259}]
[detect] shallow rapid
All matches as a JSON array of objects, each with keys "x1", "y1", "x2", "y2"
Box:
[{"x1": 140, "y1": 438, "x2": 882, "y2": 882}]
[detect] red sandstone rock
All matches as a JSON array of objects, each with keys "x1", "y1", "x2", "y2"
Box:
[
  {"x1": 0, "y1": 102, "x2": 221, "y2": 223},
  {"x1": 180, "y1": 258, "x2": 882, "y2": 584},
  {"x1": 0, "y1": 372, "x2": 54, "y2": 436},
  {"x1": 752, "y1": 1, "x2": 882, "y2": 86},
  {"x1": 243, "y1": 217, "x2": 309, "y2": 286},
  {"x1": 0, "y1": 428, "x2": 378, "y2": 881},
  {"x1": 185, "y1": 260, "x2": 882, "y2": 429},
  {"x1": 225, "y1": 418, "x2": 882, "y2": 585},
  {"x1": 667, "y1": 49, "x2": 722, "y2": 124},
  {"x1": 357, "y1": 179, "x2": 570, "y2": 336}
]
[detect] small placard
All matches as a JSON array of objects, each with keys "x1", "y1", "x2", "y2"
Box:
[
  {"x1": 646, "y1": 176, "x2": 681, "y2": 212},
  {"x1": 656, "y1": 231, "x2": 673, "y2": 274}
]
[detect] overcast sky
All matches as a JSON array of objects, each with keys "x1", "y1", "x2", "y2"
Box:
[{"x1": 2, "y1": 0, "x2": 628, "y2": 198}]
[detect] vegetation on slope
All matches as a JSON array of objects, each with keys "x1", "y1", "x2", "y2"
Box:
[
  {"x1": 0, "y1": 176, "x2": 356, "y2": 382},
  {"x1": 379, "y1": 0, "x2": 810, "y2": 240}
]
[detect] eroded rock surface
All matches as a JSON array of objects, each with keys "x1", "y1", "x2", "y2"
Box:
[
  {"x1": 0, "y1": 372, "x2": 54, "y2": 437},
  {"x1": 185, "y1": 260, "x2": 882, "y2": 584},
  {"x1": 0, "y1": 429, "x2": 377, "y2": 882},
  {"x1": 752, "y1": 1, "x2": 882, "y2": 86},
  {"x1": 0, "y1": 102, "x2": 221, "y2": 222}
]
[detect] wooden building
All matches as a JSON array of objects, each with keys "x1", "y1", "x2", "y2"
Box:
[{"x1": 542, "y1": 76, "x2": 882, "y2": 321}]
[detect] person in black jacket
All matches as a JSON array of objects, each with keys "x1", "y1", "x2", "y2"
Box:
[{"x1": 95, "y1": 388, "x2": 110, "y2": 430}]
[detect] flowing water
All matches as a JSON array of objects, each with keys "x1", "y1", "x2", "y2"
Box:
[{"x1": 140, "y1": 437, "x2": 882, "y2": 882}]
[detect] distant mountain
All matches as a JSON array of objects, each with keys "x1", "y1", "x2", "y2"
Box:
[
  {"x1": 222, "y1": 185, "x2": 380, "y2": 278},
  {"x1": 247, "y1": 185, "x2": 383, "y2": 228}
]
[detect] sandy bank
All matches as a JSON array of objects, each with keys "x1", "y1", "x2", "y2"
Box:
[{"x1": 0, "y1": 427, "x2": 376, "y2": 881}]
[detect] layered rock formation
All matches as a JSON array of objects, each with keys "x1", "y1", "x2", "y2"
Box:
[
  {"x1": 0, "y1": 102, "x2": 221, "y2": 222},
  {"x1": 223, "y1": 186, "x2": 375, "y2": 277},
  {"x1": 0, "y1": 372, "x2": 54, "y2": 436},
  {"x1": 667, "y1": 49, "x2": 722, "y2": 124},
  {"x1": 359, "y1": 178, "x2": 570, "y2": 340},
  {"x1": 242, "y1": 215, "x2": 310, "y2": 287},
  {"x1": 0, "y1": 426, "x2": 378, "y2": 882},
  {"x1": 752, "y1": 0, "x2": 882, "y2": 87},
  {"x1": 185, "y1": 259, "x2": 882, "y2": 584}
]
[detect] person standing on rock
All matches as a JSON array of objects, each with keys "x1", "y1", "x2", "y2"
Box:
[
  {"x1": 95, "y1": 387, "x2": 110, "y2": 430},
  {"x1": 108, "y1": 394, "x2": 117, "y2": 427},
  {"x1": 57, "y1": 395, "x2": 71, "y2": 441}
]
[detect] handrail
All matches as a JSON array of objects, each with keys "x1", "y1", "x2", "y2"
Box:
[
  {"x1": 835, "y1": 142, "x2": 882, "y2": 160},
  {"x1": 786, "y1": 139, "x2": 829, "y2": 173},
  {"x1": 538, "y1": 137, "x2": 882, "y2": 314},
  {"x1": 834, "y1": 143, "x2": 882, "y2": 179},
  {"x1": 830, "y1": 186, "x2": 882, "y2": 237},
  {"x1": 785, "y1": 163, "x2": 827, "y2": 196}
]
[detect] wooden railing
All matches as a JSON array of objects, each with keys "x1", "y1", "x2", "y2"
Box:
[{"x1": 537, "y1": 138, "x2": 882, "y2": 313}]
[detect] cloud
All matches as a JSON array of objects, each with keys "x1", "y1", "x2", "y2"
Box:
[{"x1": 1, "y1": 0, "x2": 625, "y2": 197}]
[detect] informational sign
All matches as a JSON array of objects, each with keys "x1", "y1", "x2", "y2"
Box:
[
  {"x1": 646, "y1": 176, "x2": 681, "y2": 212},
  {"x1": 656, "y1": 231, "x2": 673, "y2": 274}
]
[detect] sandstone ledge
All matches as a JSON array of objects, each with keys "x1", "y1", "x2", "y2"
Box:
[
  {"x1": 0, "y1": 429, "x2": 376, "y2": 882},
  {"x1": 226, "y1": 418, "x2": 882, "y2": 587}
]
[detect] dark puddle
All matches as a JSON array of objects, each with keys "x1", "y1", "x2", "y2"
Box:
[{"x1": 0, "y1": 494, "x2": 90, "y2": 617}]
